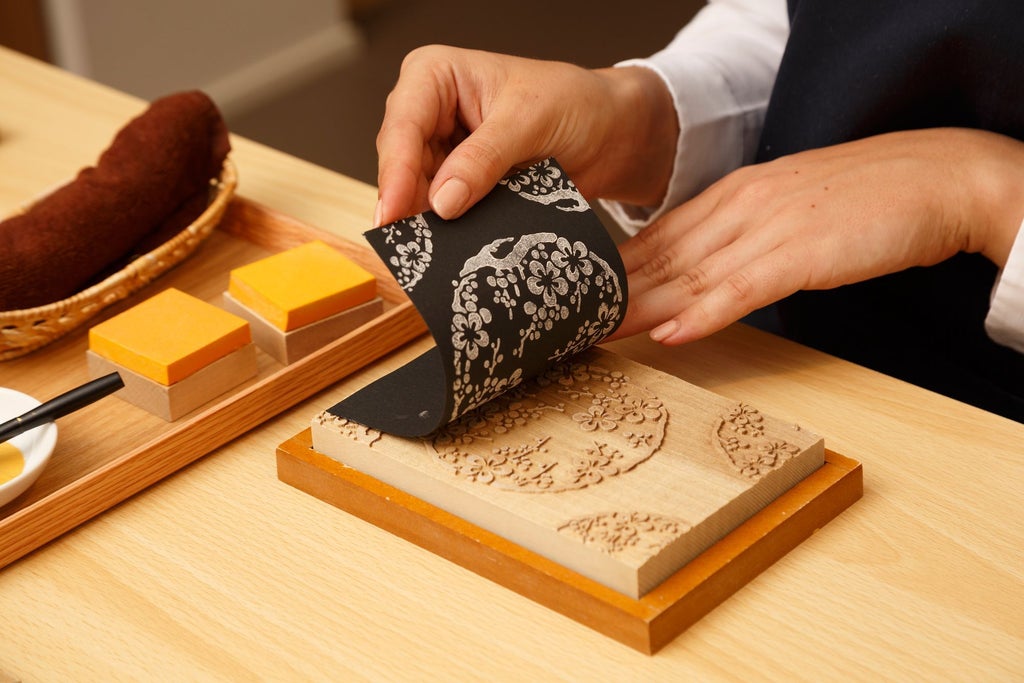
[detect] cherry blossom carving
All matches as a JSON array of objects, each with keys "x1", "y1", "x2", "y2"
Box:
[
  {"x1": 714, "y1": 403, "x2": 800, "y2": 478},
  {"x1": 557, "y1": 512, "x2": 690, "y2": 560},
  {"x1": 313, "y1": 413, "x2": 382, "y2": 447},
  {"x1": 430, "y1": 356, "x2": 666, "y2": 493}
]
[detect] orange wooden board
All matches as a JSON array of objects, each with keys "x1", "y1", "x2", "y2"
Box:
[
  {"x1": 0, "y1": 197, "x2": 427, "y2": 570},
  {"x1": 277, "y1": 428, "x2": 862, "y2": 654}
]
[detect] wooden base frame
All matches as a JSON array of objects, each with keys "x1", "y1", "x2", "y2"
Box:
[{"x1": 277, "y1": 428, "x2": 863, "y2": 654}]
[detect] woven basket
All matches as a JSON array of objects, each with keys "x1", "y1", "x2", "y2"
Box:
[{"x1": 0, "y1": 159, "x2": 237, "y2": 360}]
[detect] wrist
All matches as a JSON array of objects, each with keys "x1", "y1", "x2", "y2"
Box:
[
  {"x1": 592, "y1": 65, "x2": 679, "y2": 207},
  {"x1": 959, "y1": 129, "x2": 1024, "y2": 267}
]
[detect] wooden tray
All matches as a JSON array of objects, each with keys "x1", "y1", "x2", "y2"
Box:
[
  {"x1": 0, "y1": 197, "x2": 427, "y2": 569},
  {"x1": 277, "y1": 429, "x2": 862, "y2": 654}
]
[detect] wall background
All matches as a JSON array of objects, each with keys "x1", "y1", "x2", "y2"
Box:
[
  {"x1": 1, "y1": 0, "x2": 702, "y2": 190},
  {"x1": 227, "y1": 0, "x2": 702, "y2": 189}
]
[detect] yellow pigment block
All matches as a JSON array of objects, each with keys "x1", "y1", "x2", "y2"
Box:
[
  {"x1": 228, "y1": 240, "x2": 376, "y2": 332},
  {"x1": 88, "y1": 288, "x2": 251, "y2": 385}
]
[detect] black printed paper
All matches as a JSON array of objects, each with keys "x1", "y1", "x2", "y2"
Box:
[{"x1": 328, "y1": 159, "x2": 627, "y2": 436}]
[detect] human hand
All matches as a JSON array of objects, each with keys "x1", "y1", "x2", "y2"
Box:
[
  {"x1": 374, "y1": 45, "x2": 677, "y2": 225},
  {"x1": 612, "y1": 128, "x2": 1024, "y2": 344}
]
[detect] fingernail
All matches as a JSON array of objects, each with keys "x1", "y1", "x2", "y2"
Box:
[
  {"x1": 650, "y1": 320, "x2": 679, "y2": 343},
  {"x1": 431, "y1": 177, "x2": 470, "y2": 219},
  {"x1": 372, "y1": 198, "x2": 383, "y2": 228}
]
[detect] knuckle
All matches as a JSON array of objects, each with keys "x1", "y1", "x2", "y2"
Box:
[
  {"x1": 375, "y1": 116, "x2": 417, "y2": 152},
  {"x1": 453, "y1": 137, "x2": 507, "y2": 179},
  {"x1": 631, "y1": 218, "x2": 668, "y2": 259},
  {"x1": 635, "y1": 218, "x2": 663, "y2": 248},
  {"x1": 638, "y1": 250, "x2": 675, "y2": 286},
  {"x1": 722, "y1": 270, "x2": 758, "y2": 304},
  {"x1": 381, "y1": 88, "x2": 400, "y2": 118},
  {"x1": 677, "y1": 267, "x2": 711, "y2": 298},
  {"x1": 374, "y1": 119, "x2": 391, "y2": 151},
  {"x1": 730, "y1": 174, "x2": 776, "y2": 209},
  {"x1": 401, "y1": 44, "x2": 448, "y2": 71}
]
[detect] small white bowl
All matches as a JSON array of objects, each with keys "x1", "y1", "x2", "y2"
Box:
[{"x1": 0, "y1": 387, "x2": 58, "y2": 508}]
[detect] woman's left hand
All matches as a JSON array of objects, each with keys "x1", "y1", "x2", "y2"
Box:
[{"x1": 611, "y1": 128, "x2": 1024, "y2": 344}]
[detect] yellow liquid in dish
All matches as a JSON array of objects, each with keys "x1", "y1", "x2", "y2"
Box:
[{"x1": 0, "y1": 441, "x2": 25, "y2": 484}]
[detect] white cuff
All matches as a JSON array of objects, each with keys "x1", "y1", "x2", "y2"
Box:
[
  {"x1": 598, "y1": 0, "x2": 788, "y2": 235},
  {"x1": 598, "y1": 59, "x2": 688, "y2": 235},
  {"x1": 985, "y1": 217, "x2": 1024, "y2": 353},
  {"x1": 597, "y1": 54, "x2": 756, "y2": 236}
]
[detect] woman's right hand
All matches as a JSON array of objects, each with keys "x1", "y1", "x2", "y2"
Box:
[{"x1": 374, "y1": 45, "x2": 678, "y2": 226}]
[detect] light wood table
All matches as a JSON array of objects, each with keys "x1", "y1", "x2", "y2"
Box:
[{"x1": 1, "y1": 46, "x2": 1021, "y2": 681}]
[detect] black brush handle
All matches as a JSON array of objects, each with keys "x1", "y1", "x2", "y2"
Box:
[{"x1": 0, "y1": 372, "x2": 123, "y2": 443}]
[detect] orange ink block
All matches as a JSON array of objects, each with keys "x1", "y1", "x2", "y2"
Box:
[
  {"x1": 228, "y1": 241, "x2": 377, "y2": 332},
  {"x1": 88, "y1": 288, "x2": 251, "y2": 385}
]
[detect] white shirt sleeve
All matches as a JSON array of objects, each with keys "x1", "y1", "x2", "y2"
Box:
[
  {"x1": 600, "y1": 0, "x2": 790, "y2": 234},
  {"x1": 985, "y1": 218, "x2": 1024, "y2": 353}
]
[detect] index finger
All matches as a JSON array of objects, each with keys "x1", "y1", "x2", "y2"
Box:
[{"x1": 375, "y1": 58, "x2": 458, "y2": 224}]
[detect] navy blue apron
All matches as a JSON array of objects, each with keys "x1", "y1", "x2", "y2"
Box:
[{"x1": 756, "y1": 0, "x2": 1024, "y2": 421}]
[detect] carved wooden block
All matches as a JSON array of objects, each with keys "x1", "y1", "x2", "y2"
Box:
[
  {"x1": 311, "y1": 347, "x2": 825, "y2": 599},
  {"x1": 221, "y1": 292, "x2": 384, "y2": 365},
  {"x1": 278, "y1": 430, "x2": 861, "y2": 654}
]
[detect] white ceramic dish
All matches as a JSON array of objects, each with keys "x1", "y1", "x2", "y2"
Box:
[{"x1": 0, "y1": 387, "x2": 58, "y2": 508}]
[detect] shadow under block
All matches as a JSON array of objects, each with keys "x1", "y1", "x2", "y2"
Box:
[
  {"x1": 221, "y1": 292, "x2": 384, "y2": 365},
  {"x1": 277, "y1": 429, "x2": 862, "y2": 654},
  {"x1": 310, "y1": 348, "x2": 826, "y2": 600},
  {"x1": 87, "y1": 345, "x2": 258, "y2": 421}
]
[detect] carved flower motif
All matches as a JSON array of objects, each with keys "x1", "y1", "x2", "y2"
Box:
[
  {"x1": 571, "y1": 446, "x2": 621, "y2": 486},
  {"x1": 462, "y1": 454, "x2": 513, "y2": 484},
  {"x1": 722, "y1": 435, "x2": 800, "y2": 477},
  {"x1": 611, "y1": 396, "x2": 663, "y2": 424},
  {"x1": 557, "y1": 511, "x2": 690, "y2": 559},
  {"x1": 573, "y1": 404, "x2": 619, "y2": 432},
  {"x1": 513, "y1": 469, "x2": 555, "y2": 490},
  {"x1": 624, "y1": 431, "x2": 653, "y2": 448},
  {"x1": 714, "y1": 403, "x2": 803, "y2": 479},
  {"x1": 758, "y1": 441, "x2": 799, "y2": 466},
  {"x1": 600, "y1": 370, "x2": 626, "y2": 390},
  {"x1": 726, "y1": 403, "x2": 765, "y2": 437},
  {"x1": 720, "y1": 436, "x2": 744, "y2": 453},
  {"x1": 491, "y1": 403, "x2": 530, "y2": 434},
  {"x1": 431, "y1": 356, "x2": 666, "y2": 493},
  {"x1": 316, "y1": 414, "x2": 381, "y2": 447},
  {"x1": 433, "y1": 420, "x2": 477, "y2": 447}
]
